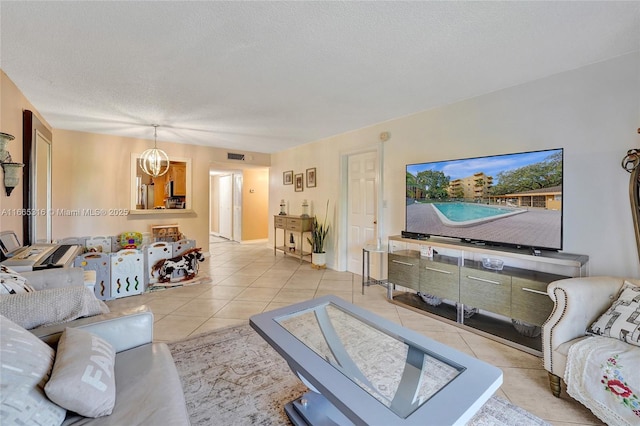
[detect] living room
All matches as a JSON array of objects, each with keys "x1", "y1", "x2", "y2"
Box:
[
  {"x1": 1, "y1": 2, "x2": 640, "y2": 425},
  {"x1": 2, "y1": 54, "x2": 638, "y2": 277}
]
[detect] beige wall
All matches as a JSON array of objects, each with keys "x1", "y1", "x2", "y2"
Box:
[
  {"x1": 51, "y1": 129, "x2": 269, "y2": 250},
  {"x1": 271, "y1": 53, "x2": 640, "y2": 277},
  {"x1": 242, "y1": 168, "x2": 269, "y2": 241},
  {"x1": 0, "y1": 70, "x2": 52, "y2": 243}
]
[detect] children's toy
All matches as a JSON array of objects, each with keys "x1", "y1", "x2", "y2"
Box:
[
  {"x1": 85, "y1": 236, "x2": 112, "y2": 253},
  {"x1": 119, "y1": 232, "x2": 143, "y2": 249},
  {"x1": 111, "y1": 249, "x2": 144, "y2": 298},
  {"x1": 58, "y1": 236, "x2": 89, "y2": 247},
  {"x1": 151, "y1": 248, "x2": 204, "y2": 283},
  {"x1": 74, "y1": 252, "x2": 112, "y2": 300},
  {"x1": 145, "y1": 242, "x2": 173, "y2": 285},
  {"x1": 172, "y1": 239, "x2": 196, "y2": 256},
  {"x1": 151, "y1": 224, "x2": 182, "y2": 243}
]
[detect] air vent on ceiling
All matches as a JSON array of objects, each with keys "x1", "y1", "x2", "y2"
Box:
[{"x1": 227, "y1": 152, "x2": 245, "y2": 161}]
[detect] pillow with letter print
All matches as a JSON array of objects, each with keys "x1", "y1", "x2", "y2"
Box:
[{"x1": 45, "y1": 327, "x2": 116, "y2": 417}]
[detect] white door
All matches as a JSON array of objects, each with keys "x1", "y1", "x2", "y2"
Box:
[
  {"x1": 347, "y1": 151, "x2": 378, "y2": 275},
  {"x1": 219, "y1": 174, "x2": 233, "y2": 240},
  {"x1": 232, "y1": 174, "x2": 243, "y2": 241}
]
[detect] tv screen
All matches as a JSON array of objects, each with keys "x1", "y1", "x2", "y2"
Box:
[{"x1": 406, "y1": 148, "x2": 563, "y2": 251}]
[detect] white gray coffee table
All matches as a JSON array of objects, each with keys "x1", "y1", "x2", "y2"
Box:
[{"x1": 250, "y1": 295, "x2": 502, "y2": 425}]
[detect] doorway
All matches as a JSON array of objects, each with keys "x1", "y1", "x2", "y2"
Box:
[
  {"x1": 209, "y1": 167, "x2": 270, "y2": 243},
  {"x1": 344, "y1": 149, "x2": 381, "y2": 275},
  {"x1": 218, "y1": 174, "x2": 235, "y2": 240}
]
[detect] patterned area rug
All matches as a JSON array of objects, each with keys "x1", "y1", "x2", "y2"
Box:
[{"x1": 168, "y1": 324, "x2": 550, "y2": 426}]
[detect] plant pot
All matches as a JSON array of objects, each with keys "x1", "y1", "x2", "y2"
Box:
[{"x1": 311, "y1": 252, "x2": 326, "y2": 269}]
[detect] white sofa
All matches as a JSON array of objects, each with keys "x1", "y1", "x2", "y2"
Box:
[
  {"x1": 0, "y1": 267, "x2": 191, "y2": 425},
  {"x1": 543, "y1": 276, "x2": 640, "y2": 397},
  {"x1": 37, "y1": 306, "x2": 191, "y2": 425},
  {"x1": 21, "y1": 266, "x2": 87, "y2": 291}
]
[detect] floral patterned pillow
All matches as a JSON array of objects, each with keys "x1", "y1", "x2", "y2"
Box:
[{"x1": 587, "y1": 281, "x2": 640, "y2": 347}]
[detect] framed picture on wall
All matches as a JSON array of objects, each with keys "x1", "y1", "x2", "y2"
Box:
[
  {"x1": 306, "y1": 167, "x2": 316, "y2": 188},
  {"x1": 294, "y1": 173, "x2": 304, "y2": 192},
  {"x1": 283, "y1": 170, "x2": 293, "y2": 185}
]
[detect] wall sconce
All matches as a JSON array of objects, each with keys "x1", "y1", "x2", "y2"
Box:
[
  {"x1": 0, "y1": 132, "x2": 25, "y2": 196},
  {"x1": 2, "y1": 162, "x2": 24, "y2": 196},
  {"x1": 0, "y1": 132, "x2": 14, "y2": 162}
]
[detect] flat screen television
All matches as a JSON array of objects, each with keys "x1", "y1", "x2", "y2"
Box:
[{"x1": 405, "y1": 148, "x2": 563, "y2": 251}]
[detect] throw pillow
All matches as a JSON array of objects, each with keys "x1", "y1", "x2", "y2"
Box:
[
  {"x1": 0, "y1": 265, "x2": 35, "y2": 294},
  {"x1": 587, "y1": 281, "x2": 640, "y2": 347},
  {"x1": 44, "y1": 327, "x2": 116, "y2": 418},
  {"x1": 0, "y1": 285, "x2": 109, "y2": 330},
  {"x1": 0, "y1": 315, "x2": 66, "y2": 425}
]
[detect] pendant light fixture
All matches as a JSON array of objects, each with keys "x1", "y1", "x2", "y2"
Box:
[{"x1": 139, "y1": 124, "x2": 169, "y2": 178}]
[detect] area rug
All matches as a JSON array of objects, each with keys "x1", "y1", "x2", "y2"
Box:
[{"x1": 168, "y1": 324, "x2": 550, "y2": 426}]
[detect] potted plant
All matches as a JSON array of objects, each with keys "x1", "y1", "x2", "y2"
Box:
[{"x1": 308, "y1": 200, "x2": 330, "y2": 269}]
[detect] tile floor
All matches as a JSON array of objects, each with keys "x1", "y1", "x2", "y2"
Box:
[{"x1": 106, "y1": 239, "x2": 603, "y2": 426}]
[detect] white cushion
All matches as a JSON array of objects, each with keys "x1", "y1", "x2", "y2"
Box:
[
  {"x1": 0, "y1": 315, "x2": 66, "y2": 425},
  {"x1": 587, "y1": 281, "x2": 640, "y2": 347},
  {"x1": 45, "y1": 327, "x2": 116, "y2": 418},
  {"x1": 0, "y1": 265, "x2": 35, "y2": 294}
]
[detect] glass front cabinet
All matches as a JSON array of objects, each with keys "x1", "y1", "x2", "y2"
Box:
[{"x1": 387, "y1": 236, "x2": 588, "y2": 355}]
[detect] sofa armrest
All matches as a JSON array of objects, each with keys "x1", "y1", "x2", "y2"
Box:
[
  {"x1": 21, "y1": 267, "x2": 85, "y2": 291},
  {"x1": 542, "y1": 276, "x2": 631, "y2": 374},
  {"x1": 32, "y1": 305, "x2": 154, "y2": 353}
]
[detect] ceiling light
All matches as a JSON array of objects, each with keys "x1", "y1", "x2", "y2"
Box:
[{"x1": 139, "y1": 125, "x2": 169, "y2": 178}]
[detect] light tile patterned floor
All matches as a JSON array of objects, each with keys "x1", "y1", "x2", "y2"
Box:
[{"x1": 106, "y1": 240, "x2": 603, "y2": 426}]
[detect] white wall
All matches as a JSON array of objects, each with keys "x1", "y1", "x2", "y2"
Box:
[{"x1": 271, "y1": 52, "x2": 640, "y2": 277}]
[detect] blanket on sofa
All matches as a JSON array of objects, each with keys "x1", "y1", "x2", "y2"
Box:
[
  {"x1": 565, "y1": 335, "x2": 640, "y2": 426},
  {"x1": 0, "y1": 286, "x2": 109, "y2": 330}
]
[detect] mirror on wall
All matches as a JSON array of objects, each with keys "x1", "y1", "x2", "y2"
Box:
[
  {"x1": 130, "y1": 153, "x2": 192, "y2": 213},
  {"x1": 23, "y1": 110, "x2": 52, "y2": 244}
]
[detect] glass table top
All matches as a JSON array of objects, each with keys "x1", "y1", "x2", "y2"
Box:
[{"x1": 275, "y1": 302, "x2": 465, "y2": 419}]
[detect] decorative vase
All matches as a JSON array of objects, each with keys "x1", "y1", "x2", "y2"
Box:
[
  {"x1": 311, "y1": 252, "x2": 326, "y2": 269},
  {"x1": 2, "y1": 162, "x2": 24, "y2": 196},
  {"x1": 289, "y1": 233, "x2": 295, "y2": 252},
  {"x1": 0, "y1": 132, "x2": 15, "y2": 163}
]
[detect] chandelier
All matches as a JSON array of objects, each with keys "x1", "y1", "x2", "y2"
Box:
[{"x1": 139, "y1": 124, "x2": 169, "y2": 178}]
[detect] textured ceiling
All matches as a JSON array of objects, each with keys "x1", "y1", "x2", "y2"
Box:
[{"x1": 1, "y1": 1, "x2": 639, "y2": 153}]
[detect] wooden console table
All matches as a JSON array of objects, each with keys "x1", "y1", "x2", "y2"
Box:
[{"x1": 274, "y1": 215, "x2": 313, "y2": 263}]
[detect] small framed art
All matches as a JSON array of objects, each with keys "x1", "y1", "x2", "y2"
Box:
[
  {"x1": 294, "y1": 173, "x2": 304, "y2": 192},
  {"x1": 283, "y1": 170, "x2": 293, "y2": 185},
  {"x1": 306, "y1": 167, "x2": 316, "y2": 188}
]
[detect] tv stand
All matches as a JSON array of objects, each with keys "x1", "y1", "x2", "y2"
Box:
[{"x1": 386, "y1": 235, "x2": 588, "y2": 355}]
